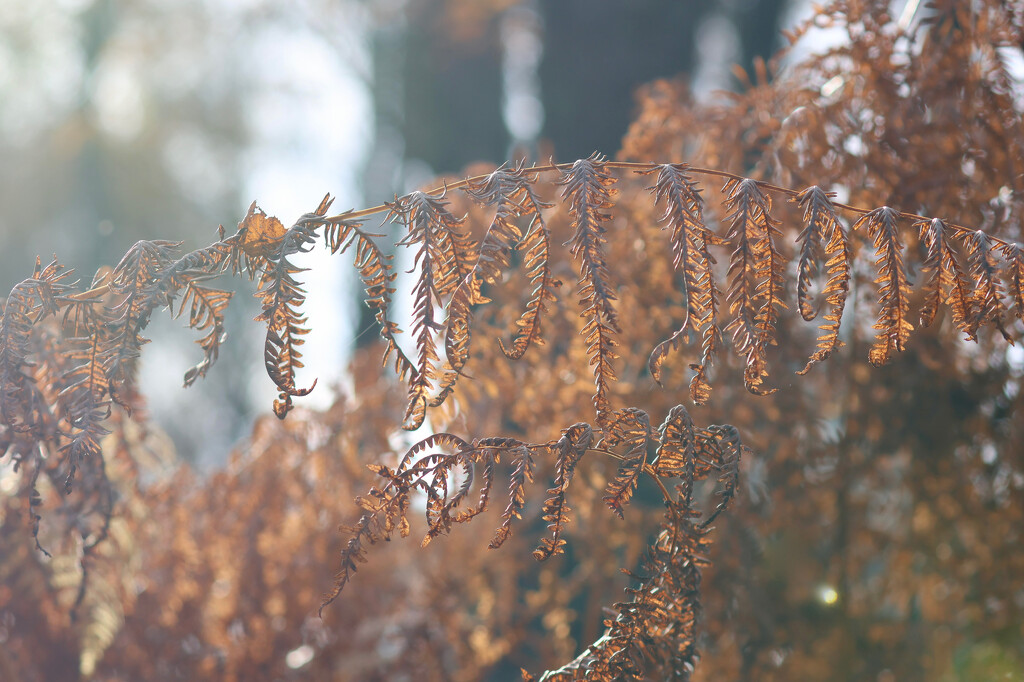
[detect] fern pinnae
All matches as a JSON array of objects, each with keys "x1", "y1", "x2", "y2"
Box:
[
  {"x1": 104, "y1": 240, "x2": 180, "y2": 408},
  {"x1": 559, "y1": 154, "x2": 621, "y2": 425},
  {"x1": 131, "y1": 240, "x2": 236, "y2": 386},
  {"x1": 652, "y1": 404, "x2": 697, "y2": 480},
  {"x1": 535, "y1": 422, "x2": 592, "y2": 560},
  {"x1": 445, "y1": 167, "x2": 531, "y2": 376},
  {"x1": 644, "y1": 164, "x2": 719, "y2": 393},
  {"x1": 689, "y1": 232, "x2": 722, "y2": 405},
  {"x1": 1, "y1": 260, "x2": 72, "y2": 433},
  {"x1": 489, "y1": 442, "x2": 535, "y2": 549},
  {"x1": 794, "y1": 186, "x2": 843, "y2": 321},
  {"x1": 176, "y1": 280, "x2": 233, "y2": 387},
  {"x1": 795, "y1": 186, "x2": 851, "y2": 374},
  {"x1": 57, "y1": 320, "x2": 111, "y2": 492},
  {"x1": 1002, "y1": 241, "x2": 1024, "y2": 321},
  {"x1": 917, "y1": 218, "x2": 975, "y2": 339},
  {"x1": 392, "y1": 191, "x2": 468, "y2": 428},
  {"x1": 252, "y1": 201, "x2": 330, "y2": 418},
  {"x1": 601, "y1": 408, "x2": 651, "y2": 519},
  {"x1": 855, "y1": 206, "x2": 914, "y2": 366},
  {"x1": 397, "y1": 431, "x2": 472, "y2": 470},
  {"x1": 966, "y1": 229, "x2": 1013, "y2": 342},
  {"x1": 499, "y1": 208, "x2": 560, "y2": 360},
  {"x1": 699, "y1": 425, "x2": 742, "y2": 528},
  {"x1": 723, "y1": 178, "x2": 781, "y2": 394},
  {"x1": 326, "y1": 216, "x2": 416, "y2": 382},
  {"x1": 450, "y1": 165, "x2": 556, "y2": 370}
]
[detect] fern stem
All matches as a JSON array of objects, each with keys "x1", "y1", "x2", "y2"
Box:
[
  {"x1": 327, "y1": 160, "x2": 1014, "y2": 249},
  {"x1": 64, "y1": 160, "x2": 1019, "y2": 306}
]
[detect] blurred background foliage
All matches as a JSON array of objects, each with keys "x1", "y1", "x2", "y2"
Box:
[{"x1": 3, "y1": 0, "x2": 1024, "y2": 680}]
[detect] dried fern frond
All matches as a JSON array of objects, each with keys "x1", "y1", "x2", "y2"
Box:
[
  {"x1": 966, "y1": 229, "x2": 1013, "y2": 342},
  {"x1": 250, "y1": 197, "x2": 333, "y2": 418},
  {"x1": 449, "y1": 164, "x2": 557, "y2": 376},
  {"x1": 651, "y1": 404, "x2": 697, "y2": 482},
  {"x1": 535, "y1": 422, "x2": 592, "y2": 561},
  {"x1": 855, "y1": 206, "x2": 914, "y2": 366},
  {"x1": 699, "y1": 424, "x2": 742, "y2": 527},
  {"x1": 175, "y1": 280, "x2": 232, "y2": 386},
  {"x1": 499, "y1": 204, "x2": 561, "y2": 361},
  {"x1": 644, "y1": 164, "x2": 722, "y2": 404},
  {"x1": 559, "y1": 154, "x2": 621, "y2": 426},
  {"x1": 1, "y1": 259, "x2": 72, "y2": 438},
  {"x1": 489, "y1": 441, "x2": 535, "y2": 549},
  {"x1": 104, "y1": 240, "x2": 181, "y2": 410},
  {"x1": 722, "y1": 178, "x2": 785, "y2": 394},
  {"x1": 326, "y1": 215, "x2": 416, "y2": 382},
  {"x1": 391, "y1": 191, "x2": 472, "y2": 429},
  {"x1": 601, "y1": 407, "x2": 651, "y2": 519},
  {"x1": 538, "y1": 488, "x2": 711, "y2": 682},
  {"x1": 917, "y1": 218, "x2": 975, "y2": 339},
  {"x1": 57, "y1": 312, "x2": 111, "y2": 492},
  {"x1": 794, "y1": 186, "x2": 851, "y2": 374},
  {"x1": 1002, "y1": 241, "x2": 1024, "y2": 321}
]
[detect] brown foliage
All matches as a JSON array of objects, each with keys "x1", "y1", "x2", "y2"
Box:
[{"x1": 2, "y1": 0, "x2": 1024, "y2": 679}]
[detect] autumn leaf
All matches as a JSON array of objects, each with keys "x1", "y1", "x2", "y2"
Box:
[{"x1": 237, "y1": 201, "x2": 288, "y2": 257}]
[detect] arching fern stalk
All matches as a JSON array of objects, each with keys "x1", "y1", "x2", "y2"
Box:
[{"x1": 3, "y1": 155, "x2": 1024, "y2": 681}]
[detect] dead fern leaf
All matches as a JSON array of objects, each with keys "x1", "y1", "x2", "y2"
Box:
[
  {"x1": 559, "y1": 154, "x2": 621, "y2": 426},
  {"x1": 966, "y1": 229, "x2": 1013, "y2": 342},
  {"x1": 392, "y1": 191, "x2": 472, "y2": 429},
  {"x1": 450, "y1": 165, "x2": 557, "y2": 376},
  {"x1": 489, "y1": 442, "x2": 535, "y2": 549},
  {"x1": 1002, "y1": 241, "x2": 1024, "y2": 322},
  {"x1": 651, "y1": 404, "x2": 697, "y2": 482},
  {"x1": 252, "y1": 199, "x2": 334, "y2": 418},
  {"x1": 917, "y1": 218, "x2": 975, "y2": 340},
  {"x1": 325, "y1": 215, "x2": 416, "y2": 382},
  {"x1": 601, "y1": 408, "x2": 651, "y2": 519},
  {"x1": 644, "y1": 164, "x2": 722, "y2": 404},
  {"x1": 854, "y1": 206, "x2": 913, "y2": 366},
  {"x1": 535, "y1": 422, "x2": 592, "y2": 560},
  {"x1": 723, "y1": 178, "x2": 784, "y2": 394},
  {"x1": 237, "y1": 201, "x2": 288, "y2": 257},
  {"x1": 104, "y1": 240, "x2": 181, "y2": 410},
  {"x1": 794, "y1": 186, "x2": 851, "y2": 374}
]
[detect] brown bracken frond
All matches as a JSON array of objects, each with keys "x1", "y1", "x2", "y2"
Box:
[
  {"x1": 644, "y1": 164, "x2": 722, "y2": 404},
  {"x1": 489, "y1": 441, "x2": 536, "y2": 549},
  {"x1": 1, "y1": 259, "x2": 72, "y2": 440},
  {"x1": 651, "y1": 404, "x2": 698, "y2": 482},
  {"x1": 917, "y1": 218, "x2": 975, "y2": 340},
  {"x1": 559, "y1": 153, "x2": 621, "y2": 426},
  {"x1": 855, "y1": 206, "x2": 914, "y2": 366},
  {"x1": 794, "y1": 186, "x2": 851, "y2": 374},
  {"x1": 966, "y1": 229, "x2": 1013, "y2": 342},
  {"x1": 539, "y1": 505, "x2": 709, "y2": 682},
  {"x1": 499, "y1": 203, "x2": 560, "y2": 360},
  {"x1": 56, "y1": 302, "x2": 111, "y2": 492},
  {"x1": 698, "y1": 425, "x2": 742, "y2": 528},
  {"x1": 723, "y1": 178, "x2": 785, "y2": 394},
  {"x1": 535, "y1": 409, "x2": 740, "y2": 681},
  {"x1": 451, "y1": 164, "x2": 558, "y2": 373},
  {"x1": 391, "y1": 191, "x2": 474, "y2": 429},
  {"x1": 325, "y1": 215, "x2": 416, "y2": 381},
  {"x1": 534, "y1": 422, "x2": 592, "y2": 560},
  {"x1": 176, "y1": 281, "x2": 233, "y2": 387},
  {"x1": 601, "y1": 408, "x2": 651, "y2": 519},
  {"x1": 104, "y1": 240, "x2": 181, "y2": 410},
  {"x1": 250, "y1": 197, "x2": 333, "y2": 418},
  {"x1": 1002, "y1": 241, "x2": 1024, "y2": 322}
]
